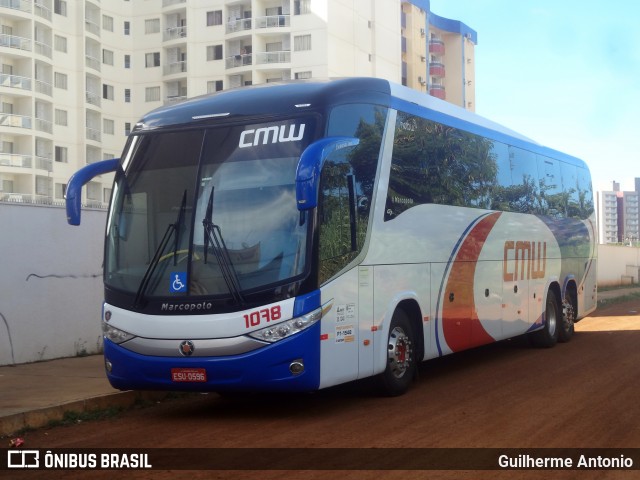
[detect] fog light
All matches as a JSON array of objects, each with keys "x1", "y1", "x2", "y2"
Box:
[
  {"x1": 105, "y1": 359, "x2": 113, "y2": 373},
  {"x1": 289, "y1": 360, "x2": 304, "y2": 376}
]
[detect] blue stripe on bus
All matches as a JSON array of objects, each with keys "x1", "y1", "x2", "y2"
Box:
[{"x1": 104, "y1": 321, "x2": 322, "y2": 393}]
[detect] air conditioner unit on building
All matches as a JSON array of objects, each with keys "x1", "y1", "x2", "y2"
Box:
[
  {"x1": 418, "y1": 76, "x2": 426, "y2": 85},
  {"x1": 420, "y1": 28, "x2": 426, "y2": 37}
]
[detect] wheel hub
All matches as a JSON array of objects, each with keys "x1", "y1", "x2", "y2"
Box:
[{"x1": 387, "y1": 326, "x2": 412, "y2": 379}]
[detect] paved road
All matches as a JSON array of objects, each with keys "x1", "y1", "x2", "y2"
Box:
[{"x1": 11, "y1": 299, "x2": 640, "y2": 480}]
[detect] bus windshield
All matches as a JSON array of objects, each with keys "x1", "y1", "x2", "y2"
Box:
[{"x1": 105, "y1": 117, "x2": 316, "y2": 304}]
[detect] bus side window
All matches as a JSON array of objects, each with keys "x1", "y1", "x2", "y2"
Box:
[
  {"x1": 318, "y1": 148, "x2": 360, "y2": 284},
  {"x1": 537, "y1": 155, "x2": 563, "y2": 218},
  {"x1": 561, "y1": 162, "x2": 580, "y2": 219},
  {"x1": 507, "y1": 146, "x2": 540, "y2": 214},
  {"x1": 576, "y1": 167, "x2": 595, "y2": 219}
]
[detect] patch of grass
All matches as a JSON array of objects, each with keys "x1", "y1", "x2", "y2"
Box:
[
  {"x1": 598, "y1": 284, "x2": 640, "y2": 292},
  {"x1": 47, "y1": 406, "x2": 126, "y2": 429},
  {"x1": 597, "y1": 291, "x2": 640, "y2": 308}
]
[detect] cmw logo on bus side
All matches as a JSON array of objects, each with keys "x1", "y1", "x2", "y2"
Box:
[{"x1": 238, "y1": 124, "x2": 305, "y2": 148}]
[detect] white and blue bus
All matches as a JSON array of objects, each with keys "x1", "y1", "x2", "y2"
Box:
[{"x1": 66, "y1": 78, "x2": 596, "y2": 395}]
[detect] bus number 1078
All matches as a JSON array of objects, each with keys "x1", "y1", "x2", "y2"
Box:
[{"x1": 244, "y1": 306, "x2": 282, "y2": 329}]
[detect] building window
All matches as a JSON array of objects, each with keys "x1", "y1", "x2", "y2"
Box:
[
  {"x1": 103, "y1": 118, "x2": 114, "y2": 135},
  {"x1": 145, "y1": 52, "x2": 160, "y2": 67},
  {"x1": 294, "y1": 34, "x2": 312, "y2": 51},
  {"x1": 103, "y1": 15, "x2": 114, "y2": 32},
  {"x1": 54, "y1": 0, "x2": 67, "y2": 16},
  {"x1": 124, "y1": 54, "x2": 131, "y2": 68},
  {"x1": 295, "y1": 71, "x2": 312, "y2": 80},
  {"x1": 103, "y1": 49, "x2": 114, "y2": 66},
  {"x1": 36, "y1": 176, "x2": 51, "y2": 197},
  {"x1": 145, "y1": 18, "x2": 160, "y2": 34},
  {"x1": 145, "y1": 86, "x2": 161, "y2": 102},
  {"x1": 294, "y1": 0, "x2": 311, "y2": 15},
  {"x1": 55, "y1": 146, "x2": 68, "y2": 163},
  {"x1": 55, "y1": 183, "x2": 66, "y2": 200},
  {"x1": 207, "y1": 80, "x2": 223, "y2": 93},
  {"x1": 125, "y1": 122, "x2": 131, "y2": 136},
  {"x1": 54, "y1": 35, "x2": 67, "y2": 53},
  {"x1": 124, "y1": 88, "x2": 131, "y2": 103},
  {"x1": 54, "y1": 72, "x2": 68, "y2": 89},
  {"x1": 103, "y1": 84, "x2": 114, "y2": 100},
  {"x1": 124, "y1": 21, "x2": 130, "y2": 35},
  {"x1": 207, "y1": 10, "x2": 223, "y2": 26},
  {"x1": 55, "y1": 109, "x2": 68, "y2": 126},
  {"x1": 206, "y1": 45, "x2": 223, "y2": 61}
]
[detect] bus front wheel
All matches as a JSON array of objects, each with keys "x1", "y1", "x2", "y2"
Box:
[
  {"x1": 377, "y1": 310, "x2": 416, "y2": 396},
  {"x1": 529, "y1": 290, "x2": 560, "y2": 348}
]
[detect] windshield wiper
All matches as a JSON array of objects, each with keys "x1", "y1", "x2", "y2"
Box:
[
  {"x1": 202, "y1": 187, "x2": 245, "y2": 305},
  {"x1": 134, "y1": 190, "x2": 187, "y2": 308}
]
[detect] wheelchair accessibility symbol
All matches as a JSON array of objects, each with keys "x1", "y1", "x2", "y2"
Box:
[{"x1": 170, "y1": 272, "x2": 187, "y2": 293}]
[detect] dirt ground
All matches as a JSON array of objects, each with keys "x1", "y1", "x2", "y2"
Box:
[{"x1": 7, "y1": 299, "x2": 640, "y2": 480}]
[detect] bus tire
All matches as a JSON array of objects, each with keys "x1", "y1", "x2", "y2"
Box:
[
  {"x1": 529, "y1": 289, "x2": 560, "y2": 348},
  {"x1": 377, "y1": 309, "x2": 416, "y2": 396},
  {"x1": 558, "y1": 291, "x2": 576, "y2": 343}
]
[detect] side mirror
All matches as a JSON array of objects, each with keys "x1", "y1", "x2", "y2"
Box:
[
  {"x1": 66, "y1": 159, "x2": 120, "y2": 225},
  {"x1": 295, "y1": 137, "x2": 359, "y2": 210}
]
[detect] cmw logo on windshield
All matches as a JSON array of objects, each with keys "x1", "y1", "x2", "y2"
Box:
[{"x1": 238, "y1": 124, "x2": 305, "y2": 148}]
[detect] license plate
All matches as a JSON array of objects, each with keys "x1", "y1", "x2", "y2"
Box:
[{"x1": 171, "y1": 368, "x2": 207, "y2": 383}]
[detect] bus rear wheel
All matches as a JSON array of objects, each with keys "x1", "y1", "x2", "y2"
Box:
[
  {"x1": 529, "y1": 290, "x2": 560, "y2": 348},
  {"x1": 377, "y1": 310, "x2": 416, "y2": 396},
  {"x1": 558, "y1": 292, "x2": 576, "y2": 343}
]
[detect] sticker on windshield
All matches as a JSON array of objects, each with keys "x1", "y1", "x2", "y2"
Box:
[{"x1": 170, "y1": 272, "x2": 187, "y2": 293}]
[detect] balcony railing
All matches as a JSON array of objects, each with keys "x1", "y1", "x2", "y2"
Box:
[
  {"x1": 0, "y1": 73, "x2": 32, "y2": 91},
  {"x1": 0, "y1": 0, "x2": 32, "y2": 13},
  {"x1": 35, "y1": 79, "x2": 52, "y2": 96},
  {"x1": 34, "y1": 2, "x2": 52, "y2": 21},
  {"x1": 429, "y1": 84, "x2": 446, "y2": 100},
  {"x1": 33, "y1": 40, "x2": 52, "y2": 58},
  {"x1": 164, "y1": 25, "x2": 187, "y2": 41},
  {"x1": 0, "y1": 34, "x2": 32, "y2": 52},
  {"x1": 255, "y1": 15, "x2": 290, "y2": 29},
  {"x1": 0, "y1": 152, "x2": 32, "y2": 169},
  {"x1": 429, "y1": 39, "x2": 445, "y2": 55},
  {"x1": 85, "y1": 54, "x2": 101, "y2": 72},
  {"x1": 164, "y1": 95, "x2": 187, "y2": 105},
  {"x1": 86, "y1": 90, "x2": 101, "y2": 107},
  {"x1": 35, "y1": 117, "x2": 52, "y2": 133},
  {"x1": 225, "y1": 54, "x2": 252, "y2": 69},
  {"x1": 0, "y1": 113, "x2": 32, "y2": 129},
  {"x1": 163, "y1": 60, "x2": 187, "y2": 75},
  {"x1": 35, "y1": 155, "x2": 51, "y2": 171},
  {"x1": 86, "y1": 126, "x2": 101, "y2": 142},
  {"x1": 429, "y1": 62, "x2": 445, "y2": 77},
  {"x1": 85, "y1": 18, "x2": 100, "y2": 36},
  {"x1": 226, "y1": 17, "x2": 252, "y2": 33},
  {"x1": 162, "y1": 0, "x2": 185, "y2": 7},
  {"x1": 255, "y1": 50, "x2": 290, "y2": 65}
]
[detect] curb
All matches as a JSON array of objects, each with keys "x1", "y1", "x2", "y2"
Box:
[{"x1": 1, "y1": 391, "x2": 170, "y2": 438}]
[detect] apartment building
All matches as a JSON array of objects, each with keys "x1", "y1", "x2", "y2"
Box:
[
  {"x1": 0, "y1": 0, "x2": 476, "y2": 207},
  {"x1": 596, "y1": 180, "x2": 640, "y2": 244}
]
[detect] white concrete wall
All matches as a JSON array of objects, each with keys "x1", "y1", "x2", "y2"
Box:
[
  {"x1": 597, "y1": 244, "x2": 640, "y2": 287},
  {"x1": 0, "y1": 203, "x2": 106, "y2": 366}
]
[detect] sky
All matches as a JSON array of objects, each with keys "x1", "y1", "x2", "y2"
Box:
[{"x1": 430, "y1": 0, "x2": 640, "y2": 191}]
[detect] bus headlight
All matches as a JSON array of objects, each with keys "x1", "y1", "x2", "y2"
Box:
[
  {"x1": 102, "y1": 321, "x2": 136, "y2": 344},
  {"x1": 248, "y1": 306, "x2": 322, "y2": 343}
]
